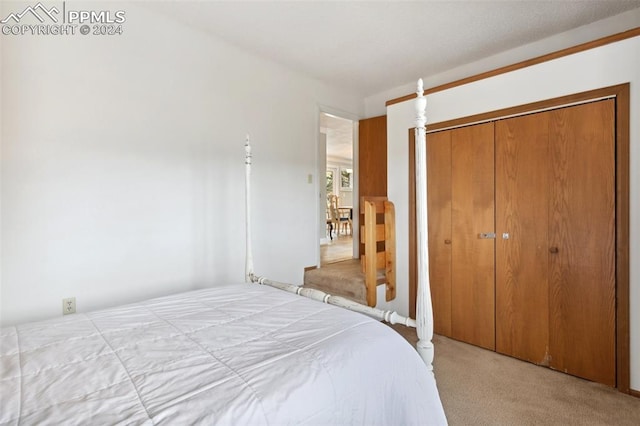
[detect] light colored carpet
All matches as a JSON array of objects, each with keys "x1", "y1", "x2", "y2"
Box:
[
  {"x1": 388, "y1": 324, "x2": 640, "y2": 425},
  {"x1": 303, "y1": 259, "x2": 367, "y2": 304},
  {"x1": 302, "y1": 259, "x2": 387, "y2": 305}
]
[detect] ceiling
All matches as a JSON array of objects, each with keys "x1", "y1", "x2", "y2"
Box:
[
  {"x1": 149, "y1": 0, "x2": 640, "y2": 97},
  {"x1": 148, "y1": 1, "x2": 640, "y2": 164},
  {"x1": 320, "y1": 113, "x2": 354, "y2": 162}
]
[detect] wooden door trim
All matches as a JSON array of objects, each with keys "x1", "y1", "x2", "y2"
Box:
[
  {"x1": 408, "y1": 83, "x2": 630, "y2": 393},
  {"x1": 409, "y1": 130, "x2": 417, "y2": 320},
  {"x1": 409, "y1": 130, "x2": 417, "y2": 319},
  {"x1": 615, "y1": 85, "x2": 630, "y2": 394},
  {"x1": 387, "y1": 28, "x2": 639, "y2": 107}
]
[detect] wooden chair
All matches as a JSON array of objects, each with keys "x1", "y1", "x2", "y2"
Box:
[
  {"x1": 338, "y1": 206, "x2": 353, "y2": 235},
  {"x1": 325, "y1": 207, "x2": 334, "y2": 240},
  {"x1": 328, "y1": 194, "x2": 351, "y2": 236},
  {"x1": 360, "y1": 196, "x2": 396, "y2": 306}
]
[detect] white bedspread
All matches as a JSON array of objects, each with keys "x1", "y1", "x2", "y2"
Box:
[{"x1": 0, "y1": 283, "x2": 446, "y2": 425}]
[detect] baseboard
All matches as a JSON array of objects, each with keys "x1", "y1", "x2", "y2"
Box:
[
  {"x1": 630, "y1": 389, "x2": 640, "y2": 398},
  {"x1": 304, "y1": 265, "x2": 317, "y2": 272}
]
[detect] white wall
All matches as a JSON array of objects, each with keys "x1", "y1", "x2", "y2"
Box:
[
  {"x1": 318, "y1": 132, "x2": 328, "y2": 244},
  {"x1": 0, "y1": 25, "x2": 3, "y2": 310},
  {"x1": 364, "y1": 8, "x2": 640, "y2": 117},
  {"x1": 0, "y1": 2, "x2": 363, "y2": 325},
  {"x1": 384, "y1": 36, "x2": 640, "y2": 390}
]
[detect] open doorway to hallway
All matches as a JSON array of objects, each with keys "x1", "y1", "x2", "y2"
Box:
[{"x1": 319, "y1": 112, "x2": 355, "y2": 266}]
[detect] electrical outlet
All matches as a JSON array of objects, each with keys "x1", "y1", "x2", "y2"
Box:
[{"x1": 62, "y1": 297, "x2": 76, "y2": 315}]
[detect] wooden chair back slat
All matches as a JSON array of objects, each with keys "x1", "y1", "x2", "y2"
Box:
[
  {"x1": 360, "y1": 224, "x2": 386, "y2": 243},
  {"x1": 360, "y1": 196, "x2": 396, "y2": 307},
  {"x1": 359, "y1": 196, "x2": 387, "y2": 214},
  {"x1": 360, "y1": 252, "x2": 386, "y2": 271}
]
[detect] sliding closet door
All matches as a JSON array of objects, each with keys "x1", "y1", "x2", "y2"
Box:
[
  {"x1": 426, "y1": 130, "x2": 452, "y2": 337},
  {"x1": 451, "y1": 123, "x2": 495, "y2": 350},
  {"x1": 548, "y1": 100, "x2": 616, "y2": 386},
  {"x1": 495, "y1": 113, "x2": 550, "y2": 364}
]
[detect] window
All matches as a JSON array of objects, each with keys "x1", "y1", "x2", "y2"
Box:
[
  {"x1": 340, "y1": 167, "x2": 353, "y2": 190},
  {"x1": 326, "y1": 169, "x2": 335, "y2": 195}
]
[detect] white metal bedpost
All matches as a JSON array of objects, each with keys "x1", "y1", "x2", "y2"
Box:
[
  {"x1": 245, "y1": 135, "x2": 254, "y2": 283},
  {"x1": 414, "y1": 79, "x2": 435, "y2": 372}
]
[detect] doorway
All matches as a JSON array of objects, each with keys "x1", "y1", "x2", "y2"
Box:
[{"x1": 319, "y1": 112, "x2": 356, "y2": 266}]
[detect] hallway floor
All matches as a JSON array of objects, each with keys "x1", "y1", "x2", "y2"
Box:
[{"x1": 320, "y1": 234, "x2": 353, "y2": 265}]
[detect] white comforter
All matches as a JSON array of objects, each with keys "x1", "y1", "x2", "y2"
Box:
[{"x1": 0, "y1": 283, "x2": 447, "y2": 425}]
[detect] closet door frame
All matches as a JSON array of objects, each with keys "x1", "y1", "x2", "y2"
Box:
[{"x1": 408, "y1": 83, "x2": 630, "y2": 393}]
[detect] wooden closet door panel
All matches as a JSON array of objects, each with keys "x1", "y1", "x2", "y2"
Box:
[
  {"x1": 451, "y1": 122, "x2": 495, "y2": 350},
  {"x1": 548, "y1": 99, "x2": 616, "y2": 386},
  {"x1": 495, "y1": 113, "x2": 550, "y2": 364},
  {"x1": 427, "y1": 130, "x2": 452, "y2": 336}
]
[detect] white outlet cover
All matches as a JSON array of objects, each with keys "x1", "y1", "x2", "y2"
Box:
[{"x1": 62, "y1": 297, "x2": 76, "y2": 315}]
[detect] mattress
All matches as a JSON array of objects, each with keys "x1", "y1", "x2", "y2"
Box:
[{"x1": 0, "y1": 283, "x2": 447, "y2": 425}]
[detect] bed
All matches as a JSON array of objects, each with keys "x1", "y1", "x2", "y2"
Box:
[
  {"x1": 0, "y1": 81, "x2": 446, "y2": 425},
  {"x1": 0, "y1": 285, "x2": 444, "y2": 424}
]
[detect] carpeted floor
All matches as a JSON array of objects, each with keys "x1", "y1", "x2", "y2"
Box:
[
  {"x1": 388, "y1": 324, "x2": 640, "y2": 425},
  {"x1": 303, "y1": 259, "x2": 369, "y2": 305}
]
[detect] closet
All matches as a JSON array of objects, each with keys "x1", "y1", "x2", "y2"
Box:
[
  {"x1": 425, "y1": 99, "x2": 616, "y2": 386},
  {"x1": 427, "y1": 123, "x2": 495, "y2": 350}
]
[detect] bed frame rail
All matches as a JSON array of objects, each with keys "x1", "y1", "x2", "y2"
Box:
[
  {"x1": 250, "y1": 273, "x2": 415, "y2": 326},
  {"x1": 244, "y1": 79, "x2": 434, "y2": 372}
]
